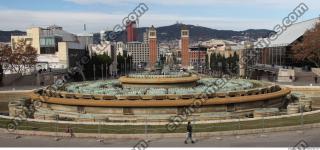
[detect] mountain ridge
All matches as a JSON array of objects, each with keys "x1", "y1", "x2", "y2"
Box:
[{"x1": 1, "y1": 24, "x2": 274, "y2": 43}]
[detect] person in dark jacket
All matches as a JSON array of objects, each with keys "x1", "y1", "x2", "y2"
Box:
[{"x1": 184, "y1": 121, "x2": 195, "y2": 144}]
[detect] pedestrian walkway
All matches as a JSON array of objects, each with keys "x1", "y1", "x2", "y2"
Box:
[{"x1": 0, "y1": 127, "x2": 319, "y2": 147}]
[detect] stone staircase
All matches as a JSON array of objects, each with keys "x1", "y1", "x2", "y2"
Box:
[{"x1": 295, "y1": 71, "x2": 317, "y2": 83}]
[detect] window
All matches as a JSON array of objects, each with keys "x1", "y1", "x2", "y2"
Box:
[
  {"x1": 40, "y1": 47, "x2": 55, "y2": 54},
  {"x1": 182, "y1": 31, "x2": 188, "y2": 36},
  {"x1": 40, "y1": 37, "x2": 55, "y2": 47},
  {"x1": 150, "y1": 31, "x2": 156, "y2": 36}
]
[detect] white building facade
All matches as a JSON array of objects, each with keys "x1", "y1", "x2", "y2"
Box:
[{"x1": 11, "y1": 25, "x2": 93, "y2": 70}]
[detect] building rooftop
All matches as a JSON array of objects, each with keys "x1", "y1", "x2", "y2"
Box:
[
  {"x1": 189, "y1": 46, "x2": 207, "y2": 51},
  {"x1": 202, "y1": 39, "x2": 238, "y2": 47},
  {"x1": 256, "y1": 17, "x2": 320, "y2": 48},
  {"x1": 127, "y1": 41, "x2": 144, "y2": 44},
  {"x1": 77, "y1": 32, "x2": 93, "y2": 37}
]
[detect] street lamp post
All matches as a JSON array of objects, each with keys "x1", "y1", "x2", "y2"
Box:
[
  {"x1": 218, "y1": 62, "x2": 222, "y2": 78},
  {"x1": 128, "y1": 52, "x2": 132, "y2": 74},
  {"x1": 101, "y1": 64, "x2": 103, "y2": 80},
  {"x1": 124, "y1": 57, "x2": 127, "y2": 76},
  {"x1": 93, "y1": 64, "x2": 96, "y2": 80},
  {"x1": 106, "y1": 63, "x2": 108, "y2": 80}
]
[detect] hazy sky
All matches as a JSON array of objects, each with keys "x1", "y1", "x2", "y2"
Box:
[{"x1": 0, "y1": 0, "x2": 319, "y2": 33}]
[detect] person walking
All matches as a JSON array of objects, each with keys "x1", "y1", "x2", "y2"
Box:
[
  {"x1": 184, "y1": 121, "x2": 195, "y2": 144},
  {"x1": 65, "y1": 126, "x2": 74, "y2": 138},
  {"x1": 314, "y1": 76, "x2": 318, "y2": 84}
]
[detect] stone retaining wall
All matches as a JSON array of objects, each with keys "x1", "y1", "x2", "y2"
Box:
[
  {"x1": 1, "y1": 109, "x2": 319, "y2": 126},
  {"x1": 1, "y1": 122, "x2": 319, "y2": 139}
]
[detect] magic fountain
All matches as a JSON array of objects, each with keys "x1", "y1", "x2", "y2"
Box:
[{"x1": 10, "y1": 71, "x2": 291, "y2": 122}]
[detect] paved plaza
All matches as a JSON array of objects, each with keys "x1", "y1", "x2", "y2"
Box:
[{"x1": 0, "y1": 127, "x2": 319, "y2": 147}]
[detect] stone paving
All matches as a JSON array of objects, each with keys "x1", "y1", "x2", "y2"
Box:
[{"x1": 0, "y1": 127, "x2": 319, "y2": 147}]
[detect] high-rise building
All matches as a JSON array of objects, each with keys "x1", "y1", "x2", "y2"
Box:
[
  {"x1": 181, "y1": 25, "x2": 190, "y2": 68},
  {"x1": 126, "y1": 21, "x2": 137, "y2": 42},
  {"x1": 126, "y1": 42, "x2": 149, "y2": 69},
  {"x1": 148, "y1": 25, "x2": 158, "y2": 68},
  {"x1": 125, "y1": 26, "x2": 158, "y2": 70}
]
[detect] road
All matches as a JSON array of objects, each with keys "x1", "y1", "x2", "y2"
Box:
[{"x1": 0, "y1": 127, "x2": 319, "y2": 147}]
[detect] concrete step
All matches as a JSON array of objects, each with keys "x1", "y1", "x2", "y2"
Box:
[{"x1": 294, "y1": 71, "x2": 317, "y2": 82}]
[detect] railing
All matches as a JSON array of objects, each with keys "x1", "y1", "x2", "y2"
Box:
[{"x1": 0, "y1": 108, "x2": 319, "y2": 138}]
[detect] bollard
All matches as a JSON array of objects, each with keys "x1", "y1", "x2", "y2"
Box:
[
  {"x1": 144, "y1": 115, "x2": 148, "y2": 141},
  {"x1": 54, "y1": 114, "x2": 60, "y2": 141},
  {"x1": 216, "y1": 118, "x2": 222, "y2": 140},
  {"x1": 260, "y1": 115, "x2": 267, "y2": 137},
  {"x1": 96, "y1": 121, "x2": 104, "y2": 142},
  {"x1": 236, "y1": 115, "x2": 241, "y2": 139},
  {"x1": 299, "y1": 103, "x2": 304, "y2": 134}
]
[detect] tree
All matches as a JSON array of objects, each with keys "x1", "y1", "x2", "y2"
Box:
[
  {"x1": 0, "y1": 44, "x2": 8, "y2": 86},
  {"x1": 292, "y1": 21, "x2": 320, "y2": 67},
  {"x1": 117, "y1": 54, "x2": 125, "y2": 74},
  {"x1": 172, "y1": 53, "x2": 178, "y2": 64},
  {"x1": 92, "y1": 53, "x2": 113, "y2": 78},
  {"x1": 159, "y1": 54, "x2": 165, "y2": 66},
  {"x1": 0, "y1": 44, "x2": 12, "y2": 75},
  {"x1": 232, "y1": 51, "x2": 239, "y2": 74},
  {"x1": 127, "y1": 55, "x2": 133, "y2": 71},
  {"x1": 205, "y1": 54, "x2": 208, "y2": 70},
  {"x1": 99, "y1": 53, "x2": 113, "y2": 75},
  {"x1": 0, "y1": 59, "x2": 3, "y2": 86},
  {"x1": 220, "y1": 54, "x2": 226, "y2": 73},
  {"x1": 0, "y1": 40, "x2": 37, "y2": 75},
  {"x1": 97, "y1": 53, "x2": 112, "y2": 65},
  {"x1": 226, "y1": 55, "x2": 232, "y2": 72},
  {"x1": 210, "y1": 53, "x2": 217, "y2": 71}
]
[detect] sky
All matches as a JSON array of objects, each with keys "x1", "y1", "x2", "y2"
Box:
[{"x1": 0, "y1": 0, "x2": 319, "y2": 34}]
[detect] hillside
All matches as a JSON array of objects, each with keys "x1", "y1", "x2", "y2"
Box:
[
  {"x1": 1, "y1": 24, "x2": 274, "y2": 43},
  {"x1": 109, "y1": 23, "x2": 273, "y2": 42},
  {"x1": 0, "y1": 30, "x2": 26, "y2": 43}
]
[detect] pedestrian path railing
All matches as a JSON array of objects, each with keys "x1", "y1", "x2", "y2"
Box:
[{"x1": 1, "y1": 109, "x2": 320, "y2": 140}]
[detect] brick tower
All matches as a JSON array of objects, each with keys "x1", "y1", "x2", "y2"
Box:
[
  {"x1": 181, "y1": 25, "x2": 190, "y2": 68},
  {"x1": 126, "y1": 21, "x2": 137, "y2": 42},
  {"x1": 148, "y1": 25, "x2": 157, "y2": 69}
]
